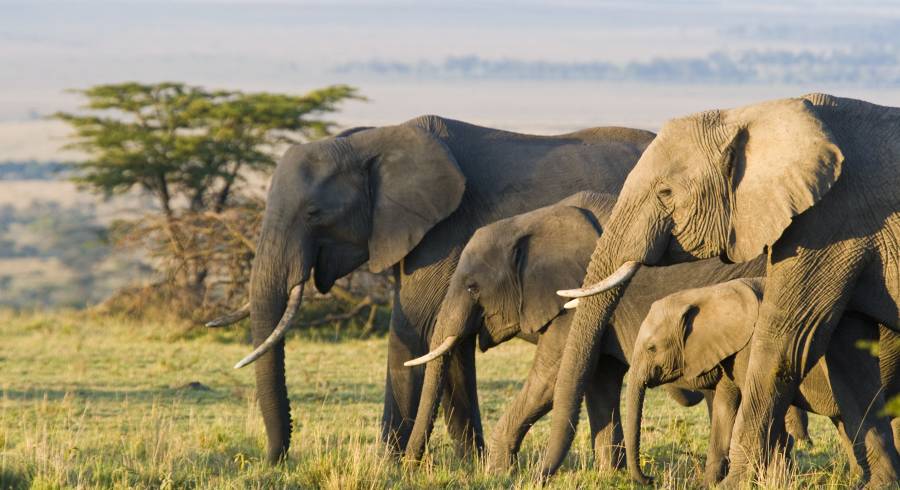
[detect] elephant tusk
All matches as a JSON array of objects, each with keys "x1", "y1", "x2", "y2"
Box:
[
  {"x1": 557, "y1": 261, "x2": 641, "y2": 298},
  {"x1": 205, "y1": 302, "x2": 250, "y2": 327},
  {"x1": 563, "y1": 298, "x2": 580, "y2": 309},
  {"x1": 233, "y1": 284, "x2": 304, "y2": 369},
  {"x1": 403, "y1": 336, "x2": 458, "y2": 367}
]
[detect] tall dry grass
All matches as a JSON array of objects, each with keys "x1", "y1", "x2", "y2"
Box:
[{"x1": 0, "y1": 311, "x2": 855, "y2": 489}]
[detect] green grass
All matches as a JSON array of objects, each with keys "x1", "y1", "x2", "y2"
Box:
[{"x1": 0, "y1": 311, "x2": 855, "y2": 489}]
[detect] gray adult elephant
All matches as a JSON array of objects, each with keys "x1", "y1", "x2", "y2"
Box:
[
  {"x1": 208, "y1": 116, "x2": 654, "y2": 463},
  {"x1": 403, "y1": 191, "x2": 766, "y2": 470},
  {"x1": 626, "y1": 278, "x2": 899, "y2": 487},
  {"x1": 541, "y1": 94, "x2": 900, "y2": 480}
]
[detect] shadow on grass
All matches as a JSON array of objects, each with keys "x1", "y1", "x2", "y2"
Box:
[
  {"x1": 0, "y1": 386, "x2": 231, "y2": 405},
  {"x1": 476, "y1": 378, "x2": 525, "y2": 392},
  {"x1": 2, "y1": 380, "x2": 386, "y2": 407},
  {"x1": 0, "y1": 467, "x2": 30, "y2": 490}
]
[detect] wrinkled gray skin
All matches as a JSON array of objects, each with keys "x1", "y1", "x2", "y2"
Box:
[
  {"x1": 544, "y1": 94, "x2": 900, "y2": 480},
  {"x1": 245, "y1": 116, "x2": 654, "y2": 462},
  {"x1": 404, "y1": 191, "x2": 767, "y2": 471},
  {"x1": 626, "y1": 278, "x2": 900, "y2": 487}
]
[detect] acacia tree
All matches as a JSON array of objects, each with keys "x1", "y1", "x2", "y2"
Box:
[{"x1": 56, "y1": 82, "x2": 362, "y2": 310}]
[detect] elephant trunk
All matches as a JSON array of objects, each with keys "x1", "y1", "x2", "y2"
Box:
[
  {"x1": 625, "y1": 367, "x2": 652, "y2": 485},
  {"x1": 248, "y1": 228, "x2": 310, "y2": 464},
  {"x1": 404, "y1": 287, "x2": 480, "y2": 461},
  {"x1": 405, "y1": 354, "x2": 449, "y2": 460},
  {"x1": 541, "y1": 254, "x2": 630, "y2": 476},
  {"x1": 540, "y1": 199, "x2": 668, "y2": 478}
]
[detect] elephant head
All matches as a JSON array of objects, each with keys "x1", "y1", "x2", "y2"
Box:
[
  {"x1": 624, "y1": 278, "x2": 761, "y2": 483},
  {"x1": 212, "y1": 123, "x2": 467, "y2": 463},
  {"x1": 402, "y1": 191, "x2": 615, "y2": 460},
  {"x1": 544, "y1": 95, "x2": 845, "y2": 475}
]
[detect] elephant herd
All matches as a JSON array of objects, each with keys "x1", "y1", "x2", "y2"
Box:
[{"x1": 208, "y1": 93, "x2": 900, "y2": 487}]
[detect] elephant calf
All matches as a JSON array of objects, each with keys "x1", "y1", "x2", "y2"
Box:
[
  {"x1": 403, "y1": 191, "x2": 775, "y2": 471},
  {"x1": 626, "y1": 278, "x2": 900, "y2": 487}
]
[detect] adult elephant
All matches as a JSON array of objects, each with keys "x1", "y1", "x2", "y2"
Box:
[
  {"x1": 208, "y1": 116, "x2": 654, "y2": 463},
  {"x1": 540, "y1": 94, "x2": 900, "y2": 481},
  {"x1": 403, "y1": 191, "x2": 755, "y2": 469}
]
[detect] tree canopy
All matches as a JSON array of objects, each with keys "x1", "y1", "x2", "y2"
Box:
[
  {"x1": 54, "y1": 82, "x2": 363, "y2": 313},
  {"x1": 55, "y1": 82, "x2": 362, "y2": 214}
]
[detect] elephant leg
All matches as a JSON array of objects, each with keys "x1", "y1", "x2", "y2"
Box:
[
  {"x1": 705, "y1": 378, "x2": 740, "y2": 486},
  {"x1": 382, "y1": 308, "x2": 424, "y2": 454},
  {"x1": 893, "y1": 419, "x2": 900, "y2": 455},
  {"x1": 441, "y1": 334, "x2": 484, "y2": 457},
  {"x1": 878, "y1": 324, "x2": 900, "y2": 451},
  {"x1": 486, "y1": 339, "x2": 558, "y2": 473},
  {"x1": 382, "y1": 273, "x2": 483, "y2": 456},
  {"x1": 826, "y1": 353, "x2": 899, "y2": 487},
  {"x1": 704, "y1": 390, "x2": 715, "y2": 421},
  {"x1": 834, "y1": 419, "x2": 864, "y2": 477},
  {"x1": 585, "y1": 357, "x2": 627, "y2": 471},
  {"x1": 725, "y1": 247, "x2": 864, "y2": 482},
  {"x1": 784, "y1": 406, "x2": 811, "y2": 446}
]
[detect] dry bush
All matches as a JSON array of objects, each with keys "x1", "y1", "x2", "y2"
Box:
[{"x1": 97, "y1": 197, "x2": 393, "y2": 336}]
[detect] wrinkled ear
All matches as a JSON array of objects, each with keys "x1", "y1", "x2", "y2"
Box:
[
  {"x1": 682, "y1": 279, "x2": 761, "y2": 379},
  {"x1": 351, "y1": 125, "x2": 466, "y2": 272},
  {"x1": 516, "y1": 205, "x2": 603, "y2": 334},
  {"x1": 714, "y1": 99, "x2": 844, "y2": 262}
]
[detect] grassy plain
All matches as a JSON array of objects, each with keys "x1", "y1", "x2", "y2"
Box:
[{"x1": 0, "y1": 311, "x2": 853, "y2": 489}]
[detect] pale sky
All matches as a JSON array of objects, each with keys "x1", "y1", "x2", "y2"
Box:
[{"x1": 4, "y1": 0, "x2": 900, "y2": 159}]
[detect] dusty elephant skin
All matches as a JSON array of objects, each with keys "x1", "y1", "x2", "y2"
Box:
[
  {"x1": 402, "y1": 191, "x2": 767, "y2": 471},
  {"x1": 625, "y1": 278, "x2": 900, "y2": 487},
  {"x1": 221, "y1": 116, "x2": 654, "y2": 463},
  {"x1": 542, "y1": 94, "x2": 900, "y2": 482}
]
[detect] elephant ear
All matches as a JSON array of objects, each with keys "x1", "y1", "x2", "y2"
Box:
[
  {"x1": 515, "y1": 202, "x2": 604, "y2": 335},
  {"x1": 712, "y1": 98, "x2": 845, "y2": 262},
  {"x1": 682, "y1": 279, "x2": 763, "y2": 379},
  {"x1": 351, "y1": 125, "x2": 466, "y2": 273}
]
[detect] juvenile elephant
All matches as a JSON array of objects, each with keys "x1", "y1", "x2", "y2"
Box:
[
  {"x1": 626, "y1": 278, "x2": 900, "y2": 487},
  {"x1": 544, "y1": 94, "x2": 900, "y2": 481},
  {"x1": 206, "y1": 116, "x2": 655, "y2": 462},
  {"x1": 403, "y1": 191, "x2": 769, "y2": 469}
]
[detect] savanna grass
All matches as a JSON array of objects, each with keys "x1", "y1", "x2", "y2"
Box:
[{"x1": 0, "y1": 310, "x2": 855, "y2": 488}]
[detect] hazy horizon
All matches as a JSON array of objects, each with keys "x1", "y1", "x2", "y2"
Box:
[
  {"x1": 6, "y1": 0, "x2": 900, "y2": 160},
  {"x1": 3, "y1": 0, "x2": 900, "y2": 306}
]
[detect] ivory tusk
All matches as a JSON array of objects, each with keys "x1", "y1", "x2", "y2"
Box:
[
  {"x1": 205, "y1": 302, "x2": 250, "y2": 327},
  {"x1": 233, "y1": 284, "x2": 304, "y2": 369},
  {"x1": 557, "y1": 261, "x2": 641, "y2": 298},
  {"x1": 563, "y1": 298, "x2": 580, "y2": 309},
  {"x1": 403, "y1": 336, "x2": 458, "y2": 367}
]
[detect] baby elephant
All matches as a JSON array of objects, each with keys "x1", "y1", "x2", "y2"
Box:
[
  {"x1": 626, "y1": 278, "x2": 900, "y2": 487},
  {"x1": 403, "y1": 191, "x2": 774, "y2": 471}
]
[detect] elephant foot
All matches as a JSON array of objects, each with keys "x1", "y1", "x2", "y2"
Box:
[
  {"x1": 594, "y1": 444, "x2": 625, "y2": 471},
  {"x1": 862, "y1": 477, "x2": 900, "y2": 490},
  {"x1": 629, "y1": 470, "x2": 653, "y2": 486},
  {"x1": 703, "y1": 468, "x2": 725, "y2": 488},
  {"x1": 718, "y1": 471, "x2": 745, "y2": 489},
  {"x1": 485, "y1": 448, "x2": 516, "y2": 475}
]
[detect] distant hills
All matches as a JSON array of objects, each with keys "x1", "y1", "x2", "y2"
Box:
[
  {"x1": 334, "y1": 49, "x2": 900, "y2": 86},
  {"x1": 0, "y1": 161, "x2": 68, "y2": 181}
]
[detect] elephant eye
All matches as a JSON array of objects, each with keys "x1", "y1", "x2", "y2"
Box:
[
  {"x1": 466, "y1": 284, "x2": 479, "y2": 297},
  {"x1": 647, "y1": 344, "x2": 657, "y2": 353},
  {"x1": 657, "y1": 187, "x2": 673, "y2": 199},
  {"x1": 306, "y1": 207, "x2": 322, "y2": 221}
]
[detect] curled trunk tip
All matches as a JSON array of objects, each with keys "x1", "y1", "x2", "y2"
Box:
[{"x1": 205, "y1": 302, "x2": 250, "y2": 327}]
